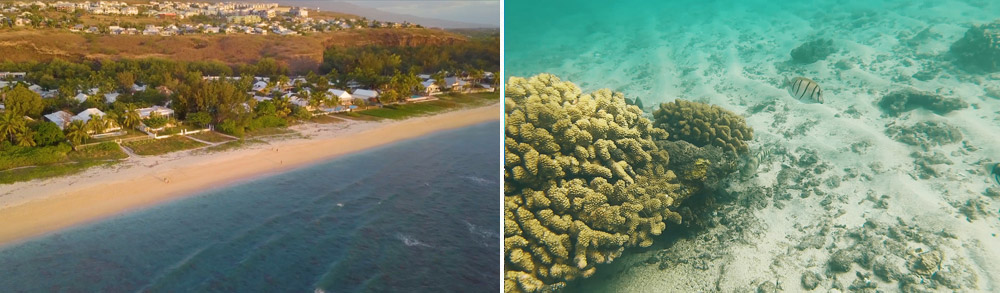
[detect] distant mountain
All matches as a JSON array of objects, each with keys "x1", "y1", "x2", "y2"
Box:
[{"x1": 275, "y1": 1, "x2": 496, "y2": 29}]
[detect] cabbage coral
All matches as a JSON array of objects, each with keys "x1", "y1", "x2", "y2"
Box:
[
  {"x1": 504, "y1": 74, "x2": 688, "y2": 292},
  {"x1": 652, "y1": 99, "x2": 754, "y2": 154}
]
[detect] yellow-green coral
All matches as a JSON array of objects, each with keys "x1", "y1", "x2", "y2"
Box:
[
  {"x1": 504, "y1": 74, "x2": 688, "y2": 292},
  {"x1": 652, "y1": 99, "x2": 754, "y2": 154}
]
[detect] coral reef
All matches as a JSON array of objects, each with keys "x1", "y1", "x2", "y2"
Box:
[
  {"x1": 949, "y1": 20, "x2": 1000, "y2": 72},
  {"x1": 504, "y1": 74, "x2": 690, "y2": 292},
  {"x1": 790, "y1": 39, "x2": 837, "y2": 64},
  {"x1": 876, "y1": 88, "x2": 968, "y2": 117},
  {"x1": 652, "y1": 99, "x2": 754, "y2": 154},
  {"x1": 885, "y1": 121, "x2": 963, "y2": 150}
]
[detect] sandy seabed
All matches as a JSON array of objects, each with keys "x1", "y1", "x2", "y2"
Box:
[{"x1": 0, "y1": 104, "x2": 500, "y2": 247}]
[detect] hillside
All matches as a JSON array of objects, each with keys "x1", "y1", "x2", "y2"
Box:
[{"x1": 0, "y1": 28, "x2": 466, "y2": 73}]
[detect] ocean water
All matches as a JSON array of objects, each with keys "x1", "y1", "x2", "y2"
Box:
[
  {"x1": 507, "y1": 0, "x2": 1000, "y2": 291},
  {"x1": 0, "y1": 121, "x2": 501, "y2": 292}
]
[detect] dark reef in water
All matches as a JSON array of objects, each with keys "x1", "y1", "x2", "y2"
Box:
[
  {"x1": 790, "y1": 39, "x2": 837, "y2": 64},
  {"x1": 885, "y1": 121, "x2": 963, "y2": 150},
  {"x1": 877, "y1": 88, "x2": 968, "y2": 117},
  {"x1": 949, "y1": 20, "x2": 1000, "y2": 73}
]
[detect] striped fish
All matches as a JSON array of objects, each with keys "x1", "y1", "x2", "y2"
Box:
[{"x1": 784, "y1": 77, "x2": 824, "y2": 103}]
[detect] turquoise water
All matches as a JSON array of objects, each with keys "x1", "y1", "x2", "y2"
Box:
[
  {"x1": 0, "y1": 121, "x2": 501, "y2": 292},
  {"x1": 506, "y1": 0, "x2": 1000, "y2": 291}
]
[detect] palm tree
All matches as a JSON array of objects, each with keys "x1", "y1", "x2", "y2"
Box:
[
  {"x1": 121, "y1": 104, "x2": 141, "y2": 129},
  {"x1": 87, "y1": 114, "x2": 107, "y2": 134},
  {"x1": 0, "y1": 112, "x2": 24, "y2": 144},
  {"x1": 64, "y1": 120, "x2": 89, "y2": 150},
  {"x1": 14, "y1": 130, "x2": 35, "y2": 147}
]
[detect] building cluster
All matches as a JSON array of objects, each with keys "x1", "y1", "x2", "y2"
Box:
[
  {"x1": 1, "y1": 71, "x2": 493, "y2": 135},
  {"x1": 0, "y1": 1, "x2": 419, "y2": 36}
]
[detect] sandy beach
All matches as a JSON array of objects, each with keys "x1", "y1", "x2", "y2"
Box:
[{"x1": 0, "y1": 104, "x2": 500, "y2": 247}]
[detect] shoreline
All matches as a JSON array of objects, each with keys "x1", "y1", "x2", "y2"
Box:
[{"x1": 0, "y1": 104, "x2": 501, "y2": 248}]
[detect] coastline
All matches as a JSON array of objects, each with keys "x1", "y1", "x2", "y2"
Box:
[{"x1": 0, "y1": 104, "x2": 501, "y2": 248}]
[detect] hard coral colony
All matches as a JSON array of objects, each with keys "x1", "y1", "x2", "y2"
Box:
[{"x1": 504, "y1": 74, "x2": 752, "y2": 292}]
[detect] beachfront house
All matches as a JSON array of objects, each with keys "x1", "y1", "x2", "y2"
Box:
[
  {"x1": 328, "y1": 89, "x2": 352, "y2": 105},
  {"x1": 352, "y1": 89, "x2": 378, "y2": 103},
  {"x1": 444, "y1": 77, "x2": 468, "y2": 91},
  {"x1": 421, "y1": 80, "x2": 440, "y2": 95},
  {"x1": 43, "y1": 110, "x2": 73, "y2": 130},
  {"x1": 137, "y1": 105, "x2": 174, "y2": 119}
]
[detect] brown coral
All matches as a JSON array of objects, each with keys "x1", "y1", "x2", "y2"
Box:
[
  {"x1": 652, "y1": 99, "x2": 754, "y2": 154},
  {"x1": 504, "y1": 74, "x2": 688, "y2": 292}
]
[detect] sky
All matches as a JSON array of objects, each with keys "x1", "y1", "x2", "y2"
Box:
[{"x1": 348, "y1": 1, "x2": 500, "y2": 27}]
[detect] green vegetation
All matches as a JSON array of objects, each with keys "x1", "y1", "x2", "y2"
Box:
[
  {"x1": 123, "y1": 136, "x2": 205, "y2": 156},
  {"x1": 185, "y1": 131, "x2": 234, "y2": 144},
  {"x1": 358, "y1": 92, "x2": 499, "y2": 120},
  {"x1": 0, "y1": 142, "x2": 125, "y2": 184},
  {"x1": 193, "y1": 138, "x2": 265, "y2": 154}
]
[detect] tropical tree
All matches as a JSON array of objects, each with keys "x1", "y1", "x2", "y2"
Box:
[
  {"x1": 352, "y1": 98, "x2": 367, "y2": 109},
  {"x1": 31, "y1": 122, "x2": 65, "y2": 146},
  {"x1": 87, "y1": 114, "x2": 107, "y2": 134},
  {"x1": 0, "y1": 112, "x2": 28, "y2": 144},
  {"x1": 121, "y1": 104, "x2": 141, "y2": 129},
  {"x1": 2, "y1": 84, "x2": 44, "y2": 117},
  {"x1": 64, "y1": 120, "x2": 89, "y2": 149},
  {"x1": 431, "y1": 71, "x2": 446, "y2": 89},
  {"x1": 308, "y1": 90, "x2": 327, "y2": 109}
]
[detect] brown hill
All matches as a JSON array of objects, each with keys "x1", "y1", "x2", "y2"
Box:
[{"x1": 0, "y1": 28, "x2": 466, "y2": 73}]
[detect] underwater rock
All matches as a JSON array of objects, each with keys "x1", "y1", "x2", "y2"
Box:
[
  {"x1": 849, "y1": 271, "x2": 878, "y2": 291},
  {"x1": 949, "y1": 20, "x2": 1000, "y2": 72},
  {"x1": 791, "y1": 38, "x2": 837, "y2": 64},
  {"x1": 828, "y1": 249, "x2": 857, "y2": 272},
  {"x1": 877, "y1": 88, "x2": 968, "y2": 117},
  {"x1": 908, "y1": 250, "x2": 942, "y2": 276},
  {"x1": 653, "y1": 99, "x2": 754, "y2": 154},
  {"x1": 984, "y1": 186, "x2": 1000, "y2": 197},
  {"x1": 872, "y1": 256, "x2": 906, "y2": 282},
  {"x1": 885, "y1": 121, "x2": 963, "y2": 150},
  {"x1": 956, "y1": 197, "x2": 992, "y2": 221},
  {"x1": 756, "y1": 280, "x2": 778, "y2": 293},
  {"x1": 801, "y1": 271, "x2": 822, "y2": 290}
]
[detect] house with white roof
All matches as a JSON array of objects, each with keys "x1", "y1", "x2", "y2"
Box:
[
  {"x1": 444, "y1": 77, "x2": 468, "y2": 90},
  {"x1": 137, "y1": 105, "x2": 174, "y2": 119},
  {"x1": 104, "y1": 92, "x2": 120, "y2": 103},
  {"x1": 44, "y1": 111, "x2": 73, "y2": 129},
  {"x1": 352, "y1": 89, "x2": 378, "y2": 102},
  {"x1": 74, "y1": 93, "x2": 89, "y2": 103},
  {"x1": 132, "y1": 83, "x2": 147, "y2": 92},
  {"x1": 73, "y1": 108, "x2": 106, "y2": 123},
  {"x1": 421, "y1": 80, "x2": 439, "y2": 95},
  {"x1": 252, "y1": 81, "x2": 268, "y2": 92},
  {"x1": 327, "y1": 89, "x2": 352, "y2": 105}
]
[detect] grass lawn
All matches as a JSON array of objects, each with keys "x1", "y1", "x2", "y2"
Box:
[
  {"x1": 89, "y1": 129, "x2": 147, "y2": 144},
  {"x1": 69, "y1": 142, "x2": 129, "y2": 161},
  {"x1": 0, "y1": 160, "x2": 114, "y2": 185},
  {"x1": 356, "y1": 92, "x2": 499, "y2": 120},
  {"x1": 334, "y1": 111, "x2": 382, "y2": 121},
  {"x1": 0, "y1": 142, "x2": 126, "y2": 185},
  {"x1": 193, "y1": 138, "x2": 266, "y2": 154},
  {"x1": 246, "y1": 127, "x2": 296, "y2": 137},
  {"x1": 186, "y1": 131, "x2": 235, "y2": 143},
  {"x1": 123, "y1": 136, "x2": 207, "y2": 156},
  {"x1": 308, "y1": 114, "x2": 348, "y2": 124}
]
